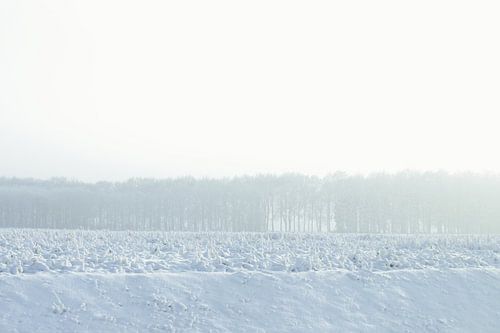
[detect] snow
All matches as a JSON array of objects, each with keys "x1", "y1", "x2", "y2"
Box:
[
  {"x1": 0, "y1": 230, "x2": 498, "y2": 274},
  {"x1": 1, "y1": 269, "x2": 500, "y2": 332},
  {"x1": 0, "y1": 230, "x2": 499, "y2": 332}
]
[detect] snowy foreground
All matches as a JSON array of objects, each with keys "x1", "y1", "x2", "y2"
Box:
[{"x1": 1, "y1": 230, "x2": 499, "y2": 332}]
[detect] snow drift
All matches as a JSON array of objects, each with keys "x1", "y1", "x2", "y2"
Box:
[{"x1": 1, "y1": 269, "x2": 499, "y2": 332}]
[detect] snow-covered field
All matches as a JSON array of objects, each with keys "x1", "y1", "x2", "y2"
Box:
[
  {"x1": 2, "y1": 230, "x2": 499, "y2": 274},
  {"x1": 1, "y1": 230, "x2": 500, "y2": 332}
]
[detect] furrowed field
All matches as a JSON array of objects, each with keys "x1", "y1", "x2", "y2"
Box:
[{"x1": 1, "y1": 230, "x2": 499, "y2": 274}]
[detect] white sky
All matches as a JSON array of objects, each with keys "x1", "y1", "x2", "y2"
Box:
[{"x1": 1, "y1": 1, "x2": 500, "y2": 182}]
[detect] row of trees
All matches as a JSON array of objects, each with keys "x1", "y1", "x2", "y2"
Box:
[{"x1": 0, "y1": 172, "x2": 499, "y2": 233}]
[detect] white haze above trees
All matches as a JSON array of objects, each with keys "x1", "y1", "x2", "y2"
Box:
[
  {"x1": 1, "y1": 1, "x2": 500, "y2": 181},
  {"x1": 1, "y1": 172, "x2": 499, "y2": 233}
]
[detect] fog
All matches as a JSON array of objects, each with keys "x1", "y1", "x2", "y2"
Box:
[
  {"x1": 2, "y1": 172, "x2": 500, "y2": 233},
  {"x1": 1, "y1": 1, "x2": 500, "y2": 182},
  {"x1": 2, "y1": 4, "x2": 500, "y2": 333},
  {"x1": 1, "y1": 1, "x2": 499, "y2": 231}
]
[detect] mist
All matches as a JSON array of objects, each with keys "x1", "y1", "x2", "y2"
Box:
[
  {"x1": 2, "y1": 172, "x2": 499, "y2": 233},
  {"x1": 2, "y1": 1, "x2": 500, "y2": 332},
  {"x1": 2, "y1": 1, "x2": 500, "y2": 182}
]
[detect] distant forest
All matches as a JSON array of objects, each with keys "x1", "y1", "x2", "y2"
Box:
[{"x1": 1, "y1": 172, "x2": 499, "y2": 233}]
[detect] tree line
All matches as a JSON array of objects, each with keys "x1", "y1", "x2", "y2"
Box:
[{"x1": 0, "y1": 172, "x2": 499, "y2": 233}]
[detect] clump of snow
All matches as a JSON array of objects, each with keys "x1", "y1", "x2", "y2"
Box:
[{"x1": 24, "y1": 260, "x2": 50, "y2": 273}]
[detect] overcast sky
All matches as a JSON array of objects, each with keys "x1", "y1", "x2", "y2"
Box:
[{"x1": 1, "y1": 1, "x2": 499, "y2": 182}]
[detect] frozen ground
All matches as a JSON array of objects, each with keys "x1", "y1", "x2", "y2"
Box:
[{"x1": 0, "y1": 230, "x2": 499, "y2": 332}]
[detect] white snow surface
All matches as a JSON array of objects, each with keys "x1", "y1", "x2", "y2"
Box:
[{"x1": 1, "y1": 230, "x2": 500, "y2": 332}]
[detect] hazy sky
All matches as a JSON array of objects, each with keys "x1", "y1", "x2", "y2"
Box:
[{"x1": 1, "y1": 1, "x2": 499, "y2": 181}]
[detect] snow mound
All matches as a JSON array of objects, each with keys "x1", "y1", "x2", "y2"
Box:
[{"x1": 0, "y1": 269, "x2": 499, "y2": 332}]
